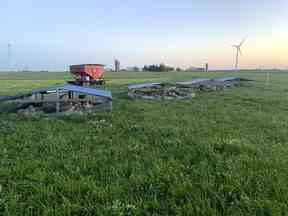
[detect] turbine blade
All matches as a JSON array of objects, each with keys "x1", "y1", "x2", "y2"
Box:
[{"x1": 240, "y1": 37, "x2": 246, "y2": 46}]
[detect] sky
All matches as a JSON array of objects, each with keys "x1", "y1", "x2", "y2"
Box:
[{"x1": 0, "y1": 0, "x2": 287, "y2": 70}]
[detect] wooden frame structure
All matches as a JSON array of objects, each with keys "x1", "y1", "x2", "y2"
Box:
[{"x1": 2, "y1": 84, "x2": 112, "y2": 113}]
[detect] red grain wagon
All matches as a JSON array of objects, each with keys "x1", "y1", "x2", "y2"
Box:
[{"x1": 68, "y1": 64, "x2": 105, "y2": 86}]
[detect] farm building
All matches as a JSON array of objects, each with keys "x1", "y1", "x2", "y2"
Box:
[{"x1": 0, "y1": 84, "x2": 112, "y2": 113}]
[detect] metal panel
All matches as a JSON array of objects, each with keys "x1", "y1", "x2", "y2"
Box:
[
  {"x1": 213, "y1": 77, "x2": 241, "y2": 82},
  {"x1": 64, "y1": 85, "x2": 112, "y2": 99},
  {"x1": 31, "y1": 85, "x2": 64, "y2": 94},
  {"x1": 0, "y1": 96, "x2": 18, "y2": 102},
  {"x1": 31, "y1": 85, "x2": 112, "y2": 99},
  {"x1": 128, "y1": 83, "x2": 162, "y2": 90},
  {"x1": 0, "y1": 94, "x2": 30, "y2": 102},
  {"x1": 176, "y1": 78, "x2": 211, "y2": 85}
]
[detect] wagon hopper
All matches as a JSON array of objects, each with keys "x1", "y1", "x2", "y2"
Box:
[{"x1": 68, "y1": 64, "x2": 105, "y2": 86}]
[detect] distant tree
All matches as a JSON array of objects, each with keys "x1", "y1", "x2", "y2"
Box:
[
  {"x1": 176, "y1": 67, "x2": 182, "y2": 72},
  {"x1": 133, "y1": 66, "x2": 140, "y2": 72},
  {"x1": 167, "y1": 66, "x2": 175, "y2": 71},
  {"x1": 159, "y1": 63, "x2": 166, "y2": 72},
  {"x1": 142, "y1": 64, "x2": 174, "y2": 72}
]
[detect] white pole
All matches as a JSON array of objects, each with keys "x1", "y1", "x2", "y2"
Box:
[
  {"x1": 8, "y1": 43, "x2": 12, "y2": 71},
  {"x1": 235, "y1": 48, "x2": 239, "y2": 72}
]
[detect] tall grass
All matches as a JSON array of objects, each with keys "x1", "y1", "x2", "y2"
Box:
[{"x1": 0, "y1": 71, "x2": 288, "y2": 215}]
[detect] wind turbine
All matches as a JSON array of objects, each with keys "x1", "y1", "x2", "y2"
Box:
[
  {"x1": 8, "y1": 43, "x2": 12, "y2": 70},
  {"x1": 8, "y1": 42, "x2": 13, "y2": 71},
  {"x1": 232, "y1": 38, "x2": 246, "y2": 72}
]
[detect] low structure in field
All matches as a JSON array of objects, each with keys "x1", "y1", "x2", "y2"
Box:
[
  {"x1": 128, "y1": 77, "x2": 253, "y2": 100},
  {"x1": 128, "y1": 83, "x2": 196, "y2": 100},
  {"x1": 0, "y1": 84, "x2": 112, "y2": 114}
]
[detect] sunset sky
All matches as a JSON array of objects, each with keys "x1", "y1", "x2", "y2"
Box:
[{"x1": 0, "y1": 0, "x2": 287, "y2": 70}]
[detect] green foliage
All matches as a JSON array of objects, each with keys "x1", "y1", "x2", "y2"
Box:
[
  {"x1": 0, "y1": 71, "x2": 288, "y2": 215},
  {"x1": 143, "y1": 64, "x2": 174, "y2": 72}
]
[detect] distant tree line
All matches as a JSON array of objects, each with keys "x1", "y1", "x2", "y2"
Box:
[{"x1": 143, "y1": 64, "x2": 175, "y2": 72}]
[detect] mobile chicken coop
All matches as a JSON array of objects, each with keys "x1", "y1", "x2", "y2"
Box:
[{"x1": 0, "y1": 84, "x2": 112, "y2": 113}]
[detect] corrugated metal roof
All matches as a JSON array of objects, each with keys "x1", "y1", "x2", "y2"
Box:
[
  {"x1": 0, "y1": 94, "x2": 30, "y2": 102},
  {"x1": 0, "y1": 96, "x2": 14, "y2": 102},
  {"x1": 66, "y1": 85, "x2": 112, "y2": 99},
  {"x1": 176, "y1": 78, "x2": 211, "y2": 85},
  {"x1": 128, "y1": 83, "x2": 162, "y2": 90},
  {"x1": 32, "y1": 84, "x2": 112, "y2": 99},
  {"x1": 213, "y1": 77, "x2": 241, "y2": 82}
]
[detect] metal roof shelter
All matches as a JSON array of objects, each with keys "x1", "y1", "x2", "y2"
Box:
[
  {"x1": 0, "y1": 95, "x2": 20, "y2": 102},
  {"x1": 32, "y1": 84, "x2": 112, "y2": 100},
  {"x1": 176, "y1": 78, "x2": 211, "y2": 86},
  {"x1": 213, "y1": 77, "x2": 248, "y2": 82},
  {"x1": 128, "y1": 83, "x2": 162, "y2": 90},
  {"x1": 1, "y1": 84, "x2": 112, "y2": 113},
  {"x1": 0, "y1": 94, "x2": 31, "y2": 102}
]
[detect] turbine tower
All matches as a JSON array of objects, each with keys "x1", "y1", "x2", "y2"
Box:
[
  {"x1": 232, "y1": 38, "x2": 246, "y2": 72},
  {"x1": 8, "y1": 42, "x2": 12, "y2": 71}
]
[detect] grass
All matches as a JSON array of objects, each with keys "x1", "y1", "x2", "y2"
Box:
[{"x1": 1, "y1": 71, "x2": 288, "y2": 215}]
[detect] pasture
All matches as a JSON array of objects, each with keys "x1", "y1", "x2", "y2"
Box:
[{"x1": 0, "y1": 71, "x2": 288, "y2": 215}]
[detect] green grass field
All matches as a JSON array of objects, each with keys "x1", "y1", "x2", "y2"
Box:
[{"x1": 1, "y1": 71, "x2": 288, "y2": 215}]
